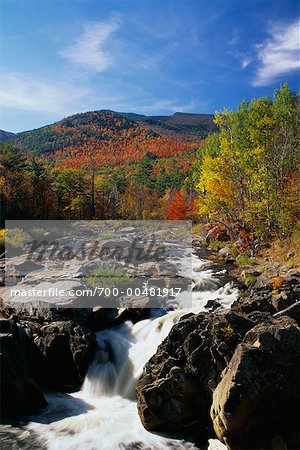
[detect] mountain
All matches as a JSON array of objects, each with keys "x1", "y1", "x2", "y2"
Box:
[
  {"x1": 8, "y1": 110, "x2": 151, "y2": 156},
  {"x1": 4, "y1": 109, "x2": 216, "y2": 169},
  {"x1": 121, "y1": 111, "x2": 218, "y2": 142},
  {"x1": 0, "y1": 130, "x2": 15, "y2": 142}
]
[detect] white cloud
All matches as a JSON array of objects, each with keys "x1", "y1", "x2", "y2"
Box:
[
  {"x1": 241, "y1": 56, "x2": 252, "y2": 69},
  {"x1": 59, "y1": 18, "x2": 120, "y2": 72},
  {"x1": 140, "y1": 98, "x2": 202, "y2": 113},
  {"x1": 0, "y1": 73, "x2": 90, "y2": 114},
  {"x1": 228, "y1": 51, "x2": 252, "y2": 70},
  {"x1": 253, "y1": 19, "x2": 300, "y2": 86}
]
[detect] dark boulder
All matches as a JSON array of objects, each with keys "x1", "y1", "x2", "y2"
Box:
[
  {"x1": 232, "y1": 287, "x2": 276, "y2": 317},
  {"x1": 211, "y1": 316, "x2": 300, "y2": 449},
  {"x1": 31, "y1": 320, "x2": 97, "y2": 389},
  {"x1": 136, "y1": 310, "x2": 254, "y2": 443},
  {"x1": 0, "y1": 319, "x2": 46, "y2": 422},
  {"x1": 1, "y1": 312, "x2": 97, "y2": 389}
]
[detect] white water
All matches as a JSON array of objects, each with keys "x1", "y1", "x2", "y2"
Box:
[{"x1": 25, "y1": 253, "x2": 236, "y2": 450}]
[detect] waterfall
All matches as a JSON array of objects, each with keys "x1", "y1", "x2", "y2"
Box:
[{"x1": 25, "y1": 254, "x2": 235, "y2": 450}]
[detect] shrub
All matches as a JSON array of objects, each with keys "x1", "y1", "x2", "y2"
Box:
[
  {"x1": 236, "y1": 253, "x2": 254, "y2": 268},
  {"x1": 244, "y1": 275, "x2": 257, "y2": 287},
  {"x1": 272, "y1": 277, "x2": 283, "y2": 290},
  {"x1": 209, "y1": 240, "x2": 227, "y2": 251},
  {"x1": 85, "y1": 264, "x2": 128, "y2": 288},
  {"x1": 219, "y1": 323, "x2": 235, "y2": 337},
  {"x1": 0, "y1": 229, "x2": 5, "y2": 246},
  {"x1": 5, "y1": 228, "x2": 27, "y2": 249},
  {"x1": 99, "y1": 230, "x2": 118, "y2": 240}
]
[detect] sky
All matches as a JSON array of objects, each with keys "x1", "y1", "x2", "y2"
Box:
[{"x1": 0, "y1": 0, "x2": 299, "y2": 132}]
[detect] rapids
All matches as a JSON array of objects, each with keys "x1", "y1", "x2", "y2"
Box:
[{"x1": 24, "y1": 253, "x2": 237, "y2": 449}]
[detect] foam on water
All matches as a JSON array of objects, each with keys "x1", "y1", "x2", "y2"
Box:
[{"x1": 25, "y1": 253, "x2": 235, "y2": 450}]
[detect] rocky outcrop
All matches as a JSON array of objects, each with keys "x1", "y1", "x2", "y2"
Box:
[
  {"x1": 136, "y1": 310, "x2": 254, "y2": 442},
  {"x1": 1, "y1": 308, "x2": 97, "y2": 391},
  {"x1": 4, "y1": 305, "x2": 151, "y2": 332},
  {"x1": 211, "y1": 316, "x2": 300, "y2": 449},
  {"x1": 136, "y1": 277, "x2": 300, "y2": 449},
  {"x1": 0, "y1": 319, "x2": 46, "y2": 422},
  {"x1": 0, "y1": 303, "x2": 152, "y2": 423},
  {"x1": 26, "y1": 319, "x2": 97, "y2": 389},
  {"x1": 273, "y1": 301, "x2": 300, "y2": 323},
  {"x1": 232, "y1": 269, "x2": 300, "y2": 320}
]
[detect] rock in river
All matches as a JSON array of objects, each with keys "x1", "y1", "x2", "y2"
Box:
[
  {"x1": 211, "y1": 316, "x2": 300, "y2": 449},
  {"x1": 0, "y1": 319, "x2": 46, "y2": 422},
  {"x1": 136, "y1": 310, "x2": 254, "y2": 443}
]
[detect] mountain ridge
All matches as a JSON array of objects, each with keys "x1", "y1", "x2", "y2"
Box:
[
  {"x1": 1, "y1": 109, "x2": 216, "y2": 168},
  {"x1": 0, "y1": 130, "x2": 15, "y2": 142},
  {"x1": 119, "y1": 111, "x2": 217, "y2": 142}
]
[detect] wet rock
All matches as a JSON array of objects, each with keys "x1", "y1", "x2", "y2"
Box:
[
  {"x1": 0, "y1": 425, "x2": 46, "y2": 450},
  {"x1": 211, "y1": 317, "x2": 300, "y2": 449},
  {"x1": 1, "y1": 310, "x2": 97, "y2": 390},
  {"x1": 114, "y1": 307, "x2": 151, "y2": 324},
  {"x1": 232, "y1": 290, "x2": 276, "y2": 317},
  {"x1": 0, "y1": 319, "x2": 46, "y2": 422},
  {"x1": 205, "y1": 299, "x2": 222, "y2": 312},
  {"x1": 136, "y1": 310, "x2": 254, "y2": 442},
  {"x1": 32, "y1": 320, "x2": 97, "y2": 389}
]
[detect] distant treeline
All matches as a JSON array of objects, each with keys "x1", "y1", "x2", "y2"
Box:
[{"x1": 1, "y1": 83, "x2": 299, "y2": 247}]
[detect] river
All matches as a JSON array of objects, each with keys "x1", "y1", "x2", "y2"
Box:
[{"x1": 23, "y1": 252, "x2": 238, "y2": 449}]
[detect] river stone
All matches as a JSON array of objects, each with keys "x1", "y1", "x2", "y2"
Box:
[
  {"x1": 14, "y1": 260, "x2": 45, "y2": 276},
  {"x1": 211, "y1": 316, "x2": 300, "y2": 449},
  {"x1": 218, "y1": 246, "x2": 231, "y2": 258},
  {"x1": 0, "y1": 426, "x2": 46, "y2": 450}
]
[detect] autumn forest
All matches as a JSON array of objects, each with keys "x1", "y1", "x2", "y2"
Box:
[{"x1": 1, "y1": 83, "x2": 299, "y2": 248}]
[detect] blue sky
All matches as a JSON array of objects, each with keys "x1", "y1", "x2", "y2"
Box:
[{"x1": 0, "y1": 0, "x2": 299, "y2": 132}]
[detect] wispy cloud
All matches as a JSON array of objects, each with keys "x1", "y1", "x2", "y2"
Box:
[
  {"x1": 139, "y1": 43, "x2": 178, "y2": 71},
  {"x1": 253, "y1": 19, "x2": 300, "y2": 86},
  {"x1": 227, "y1": 28, "x2": 252, "y2": 70},
  {"x1": 0, "y1": 72, "x2": 90, "y2": 114},
  {"x1": 228, "y1": 50, "x2": 252, "y2": 70},
  {"x1": 241, "y1": 56, "x2": 252, "y2": 69},
  {"x1": 59, "y1": 17, "x2": 120, "y2": 72}
]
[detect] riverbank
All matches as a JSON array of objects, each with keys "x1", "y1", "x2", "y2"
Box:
[
  {"x1": 0, "y1": 239, "x2": 299, "y2": 449},
  {"x1": 135, "y1": 239, "x2": 300, "y2": 448}
]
